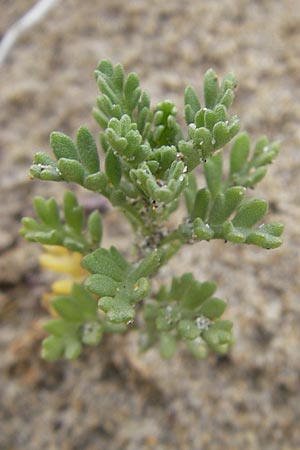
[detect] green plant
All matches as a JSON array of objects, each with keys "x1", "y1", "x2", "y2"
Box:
[{"x1": 20, "y1": 60, "x2": 283, "y2": 361}]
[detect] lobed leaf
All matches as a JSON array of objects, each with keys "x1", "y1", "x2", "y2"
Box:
[
  {"x1": 184, "y1": 85, "x2": 201, "y2": 124},
  {"x1": 98, "y1": 296, "x2": 135, "y2": 323},
  {"x1": 82, "y1": 248, "x2": 126, "y2": 281}
]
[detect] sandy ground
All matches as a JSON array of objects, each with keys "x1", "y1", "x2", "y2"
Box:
[{"x1": 0, "y1": 0, "x2": 300, "y2": 449}]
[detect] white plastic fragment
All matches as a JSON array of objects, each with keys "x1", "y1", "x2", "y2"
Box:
[{"x1": 0, "y1": 0, "x2": 58, "y2": 65}]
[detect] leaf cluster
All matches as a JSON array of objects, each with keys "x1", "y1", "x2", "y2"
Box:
[
  {"x1": 83, "y1": 247, "x2": 160, "y2": 323},
  {"x1": 42, "y1": 284, "x2": 125, "y2": 361},
  {"x1": 22, "y1": 59, "x2": 283, "y2": 361},
  {"x1": 141, "y1": 273, "x2": 233, "y2": 359},
  {"x1": 182, "y1": 135, "x2": 283, "y2": 249},
  {"x1": 20, "y1": 191, "x2": 102, "y2": 253}
]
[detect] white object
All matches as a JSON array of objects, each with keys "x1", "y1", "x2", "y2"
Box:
[{"x1": 0, "y1": 0, "x2": 58, "y2": 65}]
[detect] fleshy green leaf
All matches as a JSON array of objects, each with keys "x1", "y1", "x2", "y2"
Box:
[
  {"x1": 88, "y1": 210, "x2": 102, "y2": 245},
  {"x1": 132, "y1": 250, "x2": 160, "y2": 280},
  {"x1": 105, "y1": 149, "x2": 122, "y2": 187},
  {"x1": 63, "y1": 191, "x2": 84, "y2": 233},
  {"x1": 50, "y1": 132, "x2": 78, "y2": 161},
  {"x1": 204, "y1": 69, "x2": 219, "y2": 109},
  {"x1": 76, "y1": 126, "x2": 100, "y2": 174},
  {"x1": 34, "y1": 197, "x2": 60, "y2": 227},
  {"x1": 230, "y1": 132, "x2": 250, "y2": 175},
  {"x1": 204, "y1": 152, "x2": 223, "y2": 198},
  {"x1": 84, "y1": 171, "x2": 108, "y2": 192},
  {"x1": 85, "y1": 274, "x2": 120, "y2": 296},
  {"x1": 98, "y1": 296, "x2": 135, "y2": 323},
  {"x1": 41, "y1": 335, "x2": 64, "y2": 361},
  {"x1": 200, "y1": 298, "x2": 227, "y2": 319},
  {"x1": 191, "y1": 188, "x2": 211, "y2": 221},
  {"x1": 159, "y1": 333, "x2": 177, "y2": 359},
  {"x1": 57, "y1": 158, "x2": 85, "y2": 185},
  {"x1": 51, "y1": 296, "x2": 84, "y2": 323},
  {"x1": 202, "y1": 322, "x2": 233, "y2": 350},
  {"x1": 233, "y1": 198, "x2": 268, "y2": 228},
  {"x1": 193, "y1": 218, "x2": 214, "y2": 240},
  {"x1": 82, "y1": 248, "x2": 126, "y2": 282},
  {"x1": 81, "y1": 321, "x2": 103, "y2": 346},
  {"x1": 184, "y1": 85, "x2": 201, "y2": 124},
  {"x1": 178, "y1": 320, "x2": 200, "y2": 340}
]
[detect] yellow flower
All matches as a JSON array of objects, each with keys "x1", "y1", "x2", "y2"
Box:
[
  {"x1": 39, "y1": 245, "x2": 86, "y2": 277},
  {"x1": 40, "y1": 246, "x2": 87, "y2": 315}
]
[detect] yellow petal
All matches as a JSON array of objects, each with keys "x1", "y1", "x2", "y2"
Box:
[
  {"x1": 42, "y1": 245, "x2": 69, "y2": 255},
  {"x1": 41, "y1": 293, "x2": 58, "y2": 317},
  {"x1": 39, "y1": 252, "x2": 86, "y2": 277},
  {"x1": 51, "y1": 278, "x2": 74, "y2": 295}
]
